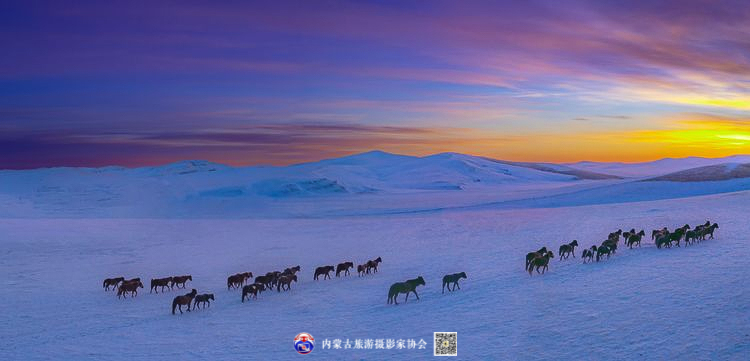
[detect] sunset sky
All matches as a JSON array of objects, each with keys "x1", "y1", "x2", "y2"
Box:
[{"x1": 2, "y1": 0, "x2": 749, "y2": 169}]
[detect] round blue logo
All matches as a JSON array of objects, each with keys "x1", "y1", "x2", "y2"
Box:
[{"x1": 294, "y1": 332, "x2": 314, "y2": 354}]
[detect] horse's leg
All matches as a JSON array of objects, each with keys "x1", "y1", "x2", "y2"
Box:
[{"x1": 455, "y1": 282, "x2": 460, "y2": 290}]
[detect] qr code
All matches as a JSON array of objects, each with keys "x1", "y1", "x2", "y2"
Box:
[{"x1": 434, "y1": 332, "x2": 457, "y2": 356}]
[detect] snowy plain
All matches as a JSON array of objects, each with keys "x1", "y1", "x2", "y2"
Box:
[{"x1": 1, "y1": 152, "x2": 749, "y2": 360}]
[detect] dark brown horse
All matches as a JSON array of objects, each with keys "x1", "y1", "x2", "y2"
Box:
[
  {"x1": 150, "y1": 277, "x2": 173, "y2": 293},
  {"x1": 103, "y1": 277, "x2": 124, "y2": 291},
  {"x1": 528, "y1": 251, "x2": 554, "y2": 275},
  {"x1": 277, "y1": 274, "x2": 298, "y2": 292},
  {"x1": 254, "y1": 275, "x2": 272, "y2": 289},
  {"x1": 336, "y1": 262, "x2": 354, "y2": 277},
  {"x1": 558, "y1": 240, "x2": 578, "y2": 260},
  {"x1": 227, "y1": 272, "x2": 252, "y2": 290},
  {"x1": 357, "y1": 264, "x2": 367, "y2": 277},
  {"x1": 117, "y1": 279, "x2": 144, "y2": 299},
  {"x1": 314, "y1": 266, "x2": 334, "y2": 280},
  {"x1": 193, "y1": 294, "x2": 214, "y2": 309},
  {"x1": 283, "y1": 266, "x2": 301, "y2": 275},
  {"x1": 366, "y1": 257, "x2": 383, "y2": 274},
  {"x1": 525, "y1": 247, "x2": 548, "y2": 271},
  {"x1": 172, "y1": 289, "x2": 197, "y2": 314},
  {"x1": 170, "y1": 275, "x2": 192, "y2": 289},
  {"x1": 265, "y1": 271, "x2": 281, "y2": 288}
]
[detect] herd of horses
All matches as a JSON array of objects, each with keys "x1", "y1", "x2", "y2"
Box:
[
  {"x1": 525, "y1": 220, "x2": 720, "y2": 275},
  {"x1": 103, "y1": 220, "x2": 718, "y2": 312},
  {"x1": 103, "y1": 255, "x2": 465, "y2": 313}
]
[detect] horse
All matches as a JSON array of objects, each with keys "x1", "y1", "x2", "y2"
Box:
[
  {"x1": 366, "y1": 257, "x2": 383, "y2": 274},
  {"x1": 669, "y1": 227, "x2": 688, "y2": 247},
  {"x1": 336, "y1": 262, "x2": 354, "y2": 277},
  {"x1": 525, "y1": 247, "x2": 548, "y2": 271},
  {"x1": 170, "y1": 275, "x2": 192, "y2": 289},
  {"x1": 684, "y1": 230, "x2": 698, "y2": 246},
  {"x1": 277, "y1": 274, "x2": 297, "y2": 292},
  {"x1": 193, "y1": 294, "x2": 214, "y2": 309},
  {"x1": 254, "y1": 275, "x2": 271, "y2": 289},
  {"x1": 103, "y1": 277, "x2": 124, "y2": 291},
  {"x1": 655, "y1": 233, "x2": 672, "y2": 249},
  {"x1": 625, "y1": 230, "x2": 645, "y2": 248},
  {"x1": 528, "y1": 251, "x2": 554, "y2": 275},
  {"x1": 357, "y1": 264, "x2": 367, "y2": 277},
  {"x1": 265, "y1": 271, "x2": 281, "y2": 288},
  {"x1": 596, "y1": 245, "x2": 612, "y2": 261},
  {"x1": 227, "y1": 272, "x2": 252, "y2": 290},
  {"x1": 242, "y1": 284, "x2": 260, "y2": 302},
  {"x1": 700, "y1": 223, "x2": 719, "y2": 240},
  {"x1": 441, "y1": 272, "x2": 467, "y2": 293},
  {"x1": 622, "y1": 228, "x2": 636, "y2": 240},
  {"x1": 150, "y1": 277, "x2": 173, "y2": 293},
  {"x1": 172, "y1": 289, "x2": 197, "y2": 314},
  {"x1": 601, "y1": 239, "x2": 618, "y2": 255},
  {"x1": 314, "y1": 266, "x2": 335, "y2": 280},
  {"x1": 283, "y1": 266, "x2": 301, "y2": 276},
  {"x1": 582, "y1": 246, "x2": 596, "y2": 263},
  {"x1": 608, "y1": 229, "x2": 623, "y2": 242},
  {"x1": 558, "y1": 240, "x2": 578, "y2": 260},
  {"x1": 387, "y1": 276, "x2": 426, "y2": 305},
  {"x1": 652, "y1": 227, "x2": 668, "y2": 240},
  {"x1": 117, "y1": 279, "x2": 144, "y2": 299}
]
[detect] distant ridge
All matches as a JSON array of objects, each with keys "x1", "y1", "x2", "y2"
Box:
[
  {"x1": 566, "y1": 155, "x2": 750, "y2": 178},
  {"x1": 645, "y1": 163, "x2": 750, "y2": 182},
  {"x1": 483, "y1": 158, "x2": 621, "y2": 180}
]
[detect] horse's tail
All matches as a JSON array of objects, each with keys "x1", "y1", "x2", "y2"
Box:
[
  {"x1": 227, "y1": 278, "x2": 232, "y2": 290},
  {"x1": 102, "y1": 279, "x2": 107, "y2": 288},
  {"x1": 172, "y1": 298, "x2": 178, "y2": 314}
]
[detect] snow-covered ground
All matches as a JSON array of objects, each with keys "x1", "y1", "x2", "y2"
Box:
[{"x1": 1, "y1": 153, "x2": 749, "y2": 360}]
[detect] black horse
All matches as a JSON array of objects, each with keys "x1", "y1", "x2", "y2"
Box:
[
  {"x1": 442, "y1": 272, "x2": 467, "y2": 293},
  {"x1": 193, "y1": 294, "x2": 214, "y2": 309},
  {"x1": 314, "y1": 266, "x2": 335, "y2": 280},
  {"x1": 558, "y1": 240, "x2": 578, "y2": 260},
  {"x1": 387, "y1": 276, "x2": 425, "y2": 305},
  {"x1": 103, "y1": 277, "x2": 124, "y2": 291}
]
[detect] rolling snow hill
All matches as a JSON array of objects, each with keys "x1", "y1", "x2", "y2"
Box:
[{"x1": 2, "y1": 151, "x2": 750, "y2": 218}]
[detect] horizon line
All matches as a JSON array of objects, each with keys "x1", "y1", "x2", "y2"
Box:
[{"x1": 3, "y1": 150, "x2": 750, "y2": 171}]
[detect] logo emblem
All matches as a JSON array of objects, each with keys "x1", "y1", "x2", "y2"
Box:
[{"x1": 294, "y1": 332, "x2": 315, "y2": 354}]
